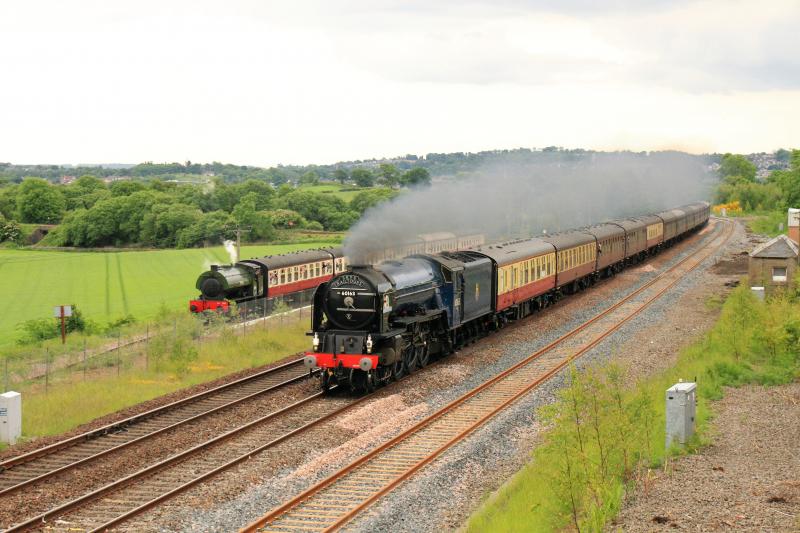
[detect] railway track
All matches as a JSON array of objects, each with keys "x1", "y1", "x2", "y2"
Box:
[
  {"x1": 243, "y1": 220, "x2": 733, "y2": 533},
  {"x1": 7, "y1": 390, "x2": 373, "y2": 533},
  {"x1": 0, "y1": 357, "x2": 314, "y2": 497},
  {"x1": 4, "y1": 221, "x2": 729, "y2": 532}
]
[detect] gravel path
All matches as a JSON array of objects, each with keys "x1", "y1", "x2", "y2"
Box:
[
  {"x1": 115, "y1": 220, "x2": 743, "y2": 532},
  {"x1": 611, "y1": 383, "x2": 800, "y2": 532}
]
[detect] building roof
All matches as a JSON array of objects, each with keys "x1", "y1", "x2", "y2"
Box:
[{"x1": 749, "y1": 234, "x2": 799, "y2": 259}]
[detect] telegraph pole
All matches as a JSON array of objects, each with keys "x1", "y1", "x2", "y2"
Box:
[
  {"x1": 233, "y1": 226, "x2": 251, "y2": 261},
  {"x1": 236, "y1": 227, "x2": 241, "y2": 263}
]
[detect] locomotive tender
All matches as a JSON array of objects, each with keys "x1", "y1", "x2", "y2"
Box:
[{"x1": 304, "y1": 202, "x2": 711, "y2": 392}]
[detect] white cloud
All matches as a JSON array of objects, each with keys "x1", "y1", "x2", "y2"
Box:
[{"x1": 0, "y1": 0, "x2": 797, "y2": 165}]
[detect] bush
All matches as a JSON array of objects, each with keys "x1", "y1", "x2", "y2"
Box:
[
  {"x1": 304, "y1": 220, "x2": 324, "y2": 231},
  {"x1": 16, "y1": 305, "x2": 89, "y2": 344},
  {"x1": 105, "y1": 314, "x2": 137, "y2": 333},
  {"x1": 0, "y1": 219, "x2": 22, "y2": 244}
]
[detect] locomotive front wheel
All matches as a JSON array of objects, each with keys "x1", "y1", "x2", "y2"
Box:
[
  {"x1": 365, "y1": 370, "x2": 376, "y2": 393},
  {"x1": 320, "y1": 372, "x2": 331, "y2": 393},
  {"x1": 349, "y1": 369, "x2": 367, "y2": 394}
]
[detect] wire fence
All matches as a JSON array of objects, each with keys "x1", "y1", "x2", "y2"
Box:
[{"x1": 2, "y1": 291, "x2": 314, "y2": 395}]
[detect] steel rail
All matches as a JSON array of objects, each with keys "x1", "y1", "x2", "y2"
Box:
[
  {"x1": 242, "y1": 220, "x2": 732, "y2": 533},
  {"x1": 8, "y1": 388, "x2": 356, "y2": 532},
  {"x1": 0, "y1": 355, "x2": 312, "y2": 495}
]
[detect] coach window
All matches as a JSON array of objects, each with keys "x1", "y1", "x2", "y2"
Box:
[{"x1": 280, "y1": 269, "x2": 286, "y2": 284}]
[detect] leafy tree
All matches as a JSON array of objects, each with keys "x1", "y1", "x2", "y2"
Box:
[
  {"x1": 766, "y1": 153, "x2": 800, "y2": 208},
  {"x1": 237, "y1": 179, "x2": 274, "y2": 209},
  {"x1": 299, "y1": 170, "x2": 320, "y2": 186},
  {"x1": 109, "y1": 180, "x2": 146, "y2": 197},
  {"x1": 350, "y1": 189, "x2": 399, "y2": 215},
  {"x1": 719, "y1": 153, "x2": 757, "y2": 182},
  {"x1": 16, "y1": 178, "x2": 66, "y2": 223},
  {"x1": 775, "y1": 148, "x2": 791, "y2": 163},
  {"x1": 715, "y1": 181, "x2": 782, "y2": 211},
  {"x1": 401, "y1": 167, "x2": 431, "y2": 187},
  {"x1": 232, "y1": 193, "x2": 275, "y2": 241},
  {"x1": 0, "y1": 185, "x2": 17, "y2": 219},
  {"x1": 333, "y1": 168, "x2": 349, "y2": 184},
  {"x1": 350, "y1": 168, "x2": 375, "y2": 187},
  {"x1": 377, "y1": 163, "x2": 400, "y2": 188},
  {"x1": 64, "y1": 176, "x2": 111, "y2": 210},
  {"x1": 269, "y1": 209, "x2": 307, "y2": 229},
  {"x1": 73, "y1": 175, "x2": 105, "y2": 191},
  {"x1": 276, "y1": 190, "x2": 358, "y2": 230},
  {"x1": 176, "y1": 210, "x2": 237, "y2": 248},
  {"x1": 140, "y1": 203, "x2": 203, "y2": 247}
]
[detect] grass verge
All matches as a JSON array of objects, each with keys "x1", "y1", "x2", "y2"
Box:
[
  {"x1": 14, "y1": 313, "x2": 310, "y2": 439},
  {"x1": 744, "y1": 210, "x2": 785, "y2": 237},
  {"x1": 466, "y1": 283, "x2": 800, "y2": 533}
]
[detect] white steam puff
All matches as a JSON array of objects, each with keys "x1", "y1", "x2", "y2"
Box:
[
  {"x1": 344, "y1": 152, "x2": 714, "y2": 263},
  {"x1": 224, "y1": 239, "x2": 238, "y2": 264}
]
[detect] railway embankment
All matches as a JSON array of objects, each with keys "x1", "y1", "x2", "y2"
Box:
[
  {"x1": 466, "y1": 231, "x2": 799, "y2": 531},
  {"x1": 114, "y1": 220, "x2": 733, "y2": 531}
]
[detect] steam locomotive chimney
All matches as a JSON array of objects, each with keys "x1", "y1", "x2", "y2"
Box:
[{"x1": 788, "y1": 208, "x2": 800, "y2": 244}]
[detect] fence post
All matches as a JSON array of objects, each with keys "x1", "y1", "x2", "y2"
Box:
[
  {"x1": 243, "y1": 308, "x2": 247, "y2": 337},
  {"x1": 263, "y1": 299, "x2": 267, "y2": 330},
  {"x1": 117, "y1": 331, "x2": 121, "y2": 377},
  {"x1": 83, "y1": 338, "x2": 87, "y2": 381},
  {"x1": 45, "y1": 348, "x2": 50, "y2": 394},
  {"x1": 4, "y1": 357, "x2": 8, "y2": 393},
  {"x1": 145, "y1": 323, "x2": 149, "y2": 371}
]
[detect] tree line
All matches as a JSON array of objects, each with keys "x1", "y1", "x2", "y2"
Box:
[
  {"x1": 714, "y1": 150, "x2": 800, "y2": 211},
  {"x1": 0, "y1": 172, "x2": 409, "y2": 247},
  {"x1": 0, "y1": 158, "x2": 435, "y2": 187}
]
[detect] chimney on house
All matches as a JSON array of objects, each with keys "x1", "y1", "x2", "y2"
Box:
[{"x1": 788, "y1": 208, "x2": 800, "y2": 244}]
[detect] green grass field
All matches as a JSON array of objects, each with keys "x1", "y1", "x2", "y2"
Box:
[
  {"x1": 0, "y1": 241, "x2": 334, "y2": 347},
  {"x1": 297, "y1": 183, "x2": 367, "y2": 202}
]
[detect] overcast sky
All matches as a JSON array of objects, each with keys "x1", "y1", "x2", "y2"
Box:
[{"x1": 1, "y1": 0, "x2": 798, "y2": 166}]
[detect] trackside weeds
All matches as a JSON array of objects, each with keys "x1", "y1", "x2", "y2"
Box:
[{"x1": 466, "y1": 282, "x2": 800, "y2": 532}]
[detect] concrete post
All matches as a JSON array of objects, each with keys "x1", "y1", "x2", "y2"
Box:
[{"x1": 0, "y1": 391, "x2": 21, "y2": 445}]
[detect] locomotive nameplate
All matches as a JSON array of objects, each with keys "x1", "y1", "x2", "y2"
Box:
[{"x1": 331, "y1": 275, "x2": 367, "y2": 289}]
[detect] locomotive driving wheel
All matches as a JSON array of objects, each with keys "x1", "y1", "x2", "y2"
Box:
[
  {"x1": 416, "y1": 343, "x2": 430, "y2": 368},
  {"x1": 391, "y1": 359, "x2": 405, "y2": 381},
  {"x1": 403, "y1": 344, "x2": 418, "y2": 374}
]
